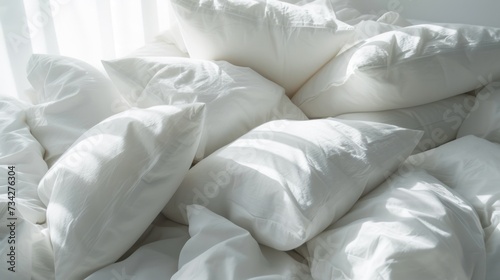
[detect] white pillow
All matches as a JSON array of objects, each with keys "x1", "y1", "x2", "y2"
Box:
[
  {"x1": 102, "y1": 57, "x2": 308, "y2": 160},
  {"x1": 292, "y1": 23, "x2": 500, "y2": 118},
  {"x1": 171, "y1": 205, "x2": 313, "y2": 280},
  {"x1": 0, "y1": 97, "x2": 47, "y2": 224},
  {"x1": 170, "y1": 0, "x2": 354, "y2": 96},
  {"x1": 336, "y1": 11, "x2": 412, "y2": 54},
  {"x1": 404, "y1": 135, "x2": 500, "y2": 279},
  {"x1": 304, "y1": 170, "x2": 486, "y2": 280},
  {"x1": 25, "y1": 54, "x2": 128, "y2": 167},
  {"x1": 163, "y1": 119, "x2": 422, "y2": 250},
  {"x1": 457, "y1": 82, "x2": 500, "y2": 142},
  {"x1": 337, "y1": 94, "x2": 475, "y2": 153},
  {"x1": 39, "y1": 104, "x2": 205, "y2": 280}
]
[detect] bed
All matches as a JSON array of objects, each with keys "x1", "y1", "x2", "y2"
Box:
[{"x1": 2, "y1": 0, "x2": 500, "y2": 279}]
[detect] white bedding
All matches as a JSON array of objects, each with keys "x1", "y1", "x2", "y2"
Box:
[
  {"x1": 303, "y1": 169, "x2": 486, "y2": 280},
  {"x1": 404, "y1": 135, "x2": 500, "y2": 280},
  {"x1": 3, "y1": 90, "x2": 500, "y2": 279},
  {"x1": 2, "y1": 1, "x2": 500, "y2": 279}
]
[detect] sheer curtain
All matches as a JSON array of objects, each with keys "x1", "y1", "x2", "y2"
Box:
[{"x1": 0, "y1": 0, "x2": 174, "y2": 101}]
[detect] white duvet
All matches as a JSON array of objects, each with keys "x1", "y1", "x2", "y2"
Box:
[
  {"x1": 405, "y1": 135, "x2": 500, "y2": 280},
  {"x1": 303, "y1": 169, "x2": 486, "y2": 280}
]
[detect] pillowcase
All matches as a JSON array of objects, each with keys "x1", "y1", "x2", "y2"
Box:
[
  {"x1": 304, "y1": 170, "x2": 486, "y2": 280},
  {"x1": 171, "y1": 206, "x2": 313, "y2": 279},
  {"x1": 336, "y1": 11, "x2": 412, "y2": 54},
  {"x1": 337, "y1": 94, "x2": 475, "y2": 153},
  {"x1": 292, "y1": 23, "x2": 500, "y2": 118},
  {"x1": 25, "y1": 54, "x2": 128, "y2": 167},
  {"x1": 170, "y1": 0, "x2": 354, "y2": 96},
  {"x1": 162, "y1": 118, "x2": 422, "y2": 250},
  {"x1": 102, "y1": 57, "x2": 308, "y2": 160},
  {"x1": 457, "y1": 82, "x2": 500, "y2": 142},
  {"x1": 404, "y1": 135, "x2": 500, "y2": 279},
  {"x1": 0, "y1": 97, "x2": 47, "y2": 224},
  {"x1": 39, "y1": 104, "x2": 205, "y2": 280}
]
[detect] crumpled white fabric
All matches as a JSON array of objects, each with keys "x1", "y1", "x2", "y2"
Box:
[
  {"x1": 0, "y1": 97, "x2": 47, "y2": 224},
  {"x1": 305, "y1": 169, "x2": 486, "y2": 280},
  {"x1": 170, "y1": 0, "x2": 355, "y2": 96},
  {"x1": 337, "y1": 11, "x2": 412, "y2": 54},
  {"x1": 102, "y1": 56, "x2": 308, "y2": 161},
  {"x1": 164, "y1": 119, "x2": 422, "y2": 250},
  {"x1": 25, "y1": 54, "x2": 128, "y2": 167},
  {"x1": 171, "y1": 205, "x2": 312, "y2": 280},
  {"x1": 405, "y1": 135, "x2": 500, "y2": 280},
  {"x1": 40, "y1": 104, "x2": 205, "y2": 280},
  {"x1": 337, "y1": 94, "x2": 475, "y2": 154},
  {"x1": 85, "y1": 217, "x2": 190, "y2": 280},
  {"x1": 458, "y1": 82, "x2": 500, "y2": 143},
  {"x1": 293, "y1": 23, "x2": 500, "y2": 118}
]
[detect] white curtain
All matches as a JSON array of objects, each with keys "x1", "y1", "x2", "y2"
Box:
[{"x1": 0, "y1": 0, "x2": 173, "y2": 101}]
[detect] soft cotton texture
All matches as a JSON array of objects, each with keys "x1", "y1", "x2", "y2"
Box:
[
  {"x1": 336, "y1": 11, "x2": 411, "y2": 54},
  {"x1": 170, "y1": 0, "x2": 354, "y2": 96},
  {"x1": 337, "y1": 94, "x2": 475, "y2": 153},
  {"x1": 171, "y1": 206, "x2": 312, "y2": 279},
  {"x1": 25, "y1": 54, "x2": 128, "y2": 167},
  {"x1": 404, "y1": 135, "x2": 500, "y2": 279},
  {"x1": 163, "y1": 119, "x2": 422, "y2": 250},
  {"x1": 103, "y1": 56, "x2": 307, "y2": 160},
  {"x1": 40, "y1": 104, "x2": 205, "y2": 280},
  {"x1": 86, "y1": 218, "x2": 190, "y2": 280},
  {"x1": 293, "y1": 23, "x2": 500, "y2": 117},
  {"x1": 458, "y1": 82, "x2": 500, "y2": 143},
  {"x1": 0, "y1": 97, "x2": 47, "y2": 224},
  {"x1": 304, "y1": 169, "x2": 486, "y2": 280}
]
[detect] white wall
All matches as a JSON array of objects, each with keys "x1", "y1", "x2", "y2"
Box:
[{"x1": 351, "y1": 0, "x2": 500, "y2": 28}]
